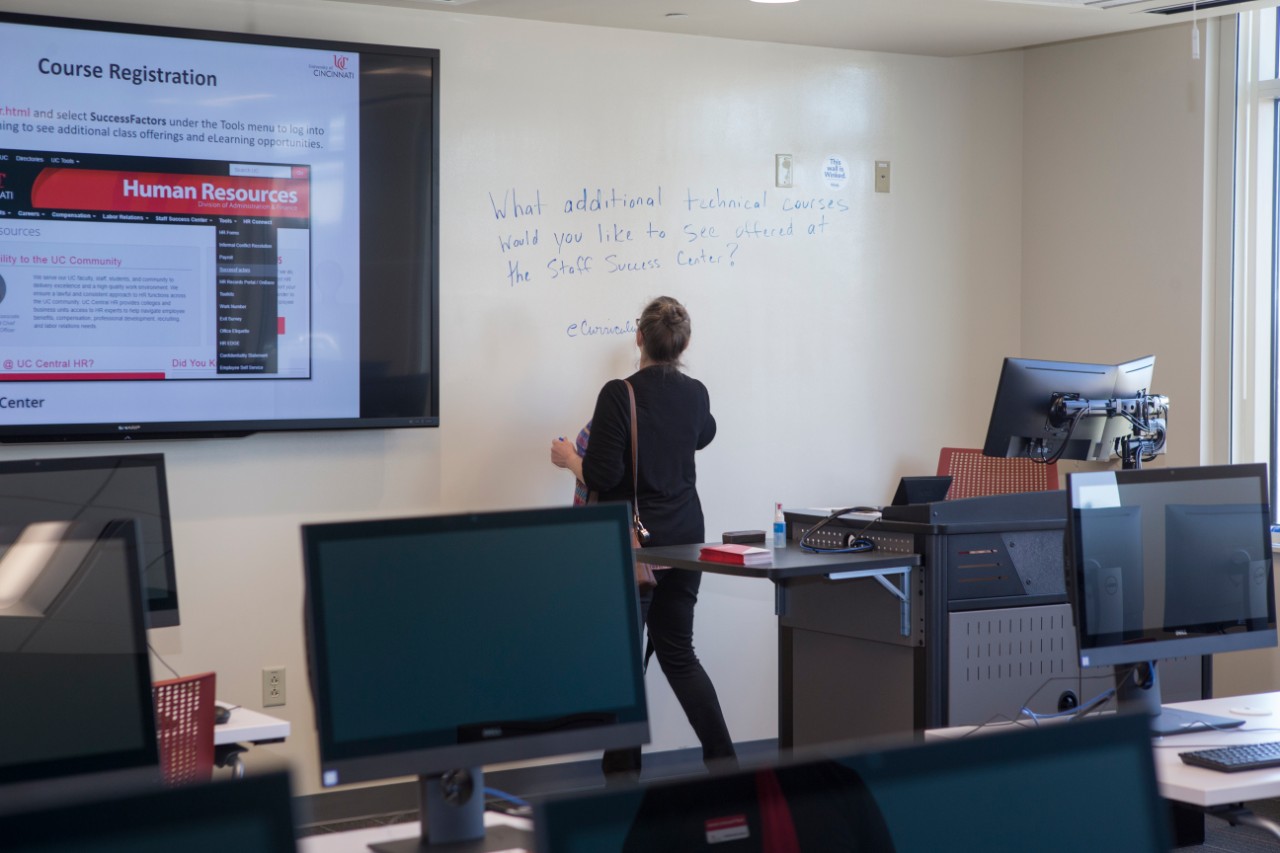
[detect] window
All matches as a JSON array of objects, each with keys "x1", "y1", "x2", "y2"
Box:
[{"x1": 1230, "y1": 9, "x2": 1280, "y2": 513}]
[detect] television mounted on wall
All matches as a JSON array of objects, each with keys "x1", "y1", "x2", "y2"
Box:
[{"x1": 0, "y1": 11, "x2": 439, "y2": 442}]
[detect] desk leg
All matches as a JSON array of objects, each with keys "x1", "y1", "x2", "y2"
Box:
[
  {"x1": 1170, "y1": 802, "x2": 1205, "y2": 847},
  {"x1": 778, "y1": 622, "x2": 794, "y2": 751},
  {"x1": 216, "y1": 743, "x2": 248, "y2": 779}
]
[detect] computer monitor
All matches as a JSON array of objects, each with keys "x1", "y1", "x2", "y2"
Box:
[
  {"x1": 0, "y1": 454, "x2": 180, "y2": 628},
  {"x1": 0, "y1": 518, "x2": 161, "y2": 808},
  {"x1": 0, "y1": 771, "x2": 296, "y2": 853},
  {"x1": 535, "y1": 713, "x2": 1171, "y2": 852},
  {"x1": 983, "y1": 355, "x2": 1164, "y2": 466},
  {"x1": 1066, "y1": 463, "x2": 1278, "y2": 735},
  {"x1": 302, "y1": 502, "x2": 649, "y2": 851}
]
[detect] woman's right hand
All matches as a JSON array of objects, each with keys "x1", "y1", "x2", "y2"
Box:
[{"x1": 550, "y1": 437, "x2": 575, "y2": 469}]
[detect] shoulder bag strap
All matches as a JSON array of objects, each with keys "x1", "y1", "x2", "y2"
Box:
[{"x1": 622, "y1": 380, "x2": 648, "y2": 542}]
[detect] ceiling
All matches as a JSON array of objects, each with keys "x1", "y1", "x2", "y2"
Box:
[{"x1": 323, "y1": 0, "x2": 1276, "y2": 57}]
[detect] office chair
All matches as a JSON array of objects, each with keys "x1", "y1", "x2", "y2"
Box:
[
  {"x1": 936, "y1": 447, "x2": 1058, "y2": 500},
  {"x1": 153, "y1": 671, "x2": 217, "y2": 786}
]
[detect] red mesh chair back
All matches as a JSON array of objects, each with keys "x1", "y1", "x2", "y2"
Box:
[
  {"x1": 937, "y1": 447, "x2": 1059, "y2": 501},
  {"x1": 153, "y1": 671, "x2": 216, "y2": 786}
]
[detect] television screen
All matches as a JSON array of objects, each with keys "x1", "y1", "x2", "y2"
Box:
[
  {"x1": 0, "y1": 518, "x2": 160, "y2": 804},
  {"x1": 535, "y1": 714, "x2": 1171, "y2": 853},
  {"x1": 0, "y1": 12, "x2": 438, "y2": 442},
  {"x1": 302, "y1": 503, "x2": 649, "y2": 846},
  {"x1": 1066, "y1": 463, "x2": 1277, "y2": 734},
  {"x1": 0, "y1": 454, "x2": 179, "y2": 627},
  {"x1": 983, "y1": 355, "x2": 1159, "y2": 463},
  {"x1": 0, "y1": 772, "x2": 296, "y2": 853}
]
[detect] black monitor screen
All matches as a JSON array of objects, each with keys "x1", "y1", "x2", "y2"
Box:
[
  {"x1": 0, "y1": 518, "x2": 159, "y2": 797},
  {"x1": 302, "y1": 502, "x2": 649, "y2": 787},
  {"x1": 0, "y1": 772, "x2": 296, "y2": 853},
  {"x1": 1067, "y1": 463, "x2": 1277, "y2": 667},
  {"x1": 535, "y1": 714, "x2": 1170, "y2": 852},
  {"x1": 0, "y1": 454, "x2": 178, "y2": 627}
]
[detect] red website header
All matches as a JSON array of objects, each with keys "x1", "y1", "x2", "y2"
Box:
[{"x1": 31, "y1": 168, "x2": 311, "y2": 218}]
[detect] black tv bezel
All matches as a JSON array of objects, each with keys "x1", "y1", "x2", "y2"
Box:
[
  {"x1": 0, "y1": 11, "x2": 440, "y2": 443},
  {"x1": 1066, "y1": 462, "x2": 1279, "y2": 669}
]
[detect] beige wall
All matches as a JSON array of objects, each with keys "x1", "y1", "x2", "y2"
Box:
[{"x1": 1022, "y1": 23, "x2": 1213, "y2": 473}]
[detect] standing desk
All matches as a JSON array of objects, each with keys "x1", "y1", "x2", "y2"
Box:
[
  {"x1": 636, "y1": 542, "x2": 920, "y2": 749},
  {"x1": 645, "y1": 490, "x2": 1205, "y2": 749}
]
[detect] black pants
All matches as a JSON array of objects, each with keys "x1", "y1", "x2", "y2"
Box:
[{"x1": 603, "y1": 568, "x2": 737, "y2": 777}]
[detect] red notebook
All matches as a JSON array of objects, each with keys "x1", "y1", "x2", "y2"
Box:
[{"x1": 699, "y1": 543, "x2": 773, "y2": 566}]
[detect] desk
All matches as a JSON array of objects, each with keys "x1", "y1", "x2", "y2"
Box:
[
  {"x1": 1153, "y1": 692, "x2": 1280, "y2": 809},
  {"x1": 213, "y1": 704, "x2": 290, "y2": 777},
  {"x1": 928, "y1": 693, "x2": 1280, "y2": 844},
  {"x1": 638, "y1": 542, "x2": 920, "y2": 748},
  {"x1": 298, "y1": 813, "x2": 532, "y2": 852}
]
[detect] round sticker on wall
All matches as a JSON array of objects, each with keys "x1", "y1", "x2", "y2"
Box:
[{"x1": 822, "y1": 155, "x2": 848, "y2": 191}]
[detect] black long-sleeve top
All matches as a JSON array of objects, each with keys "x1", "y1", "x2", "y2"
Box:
[{"x1": 581, "y1": 365, "x2": 715, "y2": 548}]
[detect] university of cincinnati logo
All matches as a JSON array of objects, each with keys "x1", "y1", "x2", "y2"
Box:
[{"x1": 309, "y1": 55, "x2": 354, "y2": 78}]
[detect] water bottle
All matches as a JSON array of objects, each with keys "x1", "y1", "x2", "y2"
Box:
[{"x1": 774, "y1": 502, "x2": 786, "y2": 548}]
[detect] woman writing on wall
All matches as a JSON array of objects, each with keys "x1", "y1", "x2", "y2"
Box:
[{"x1": 550, "y1": 295, "x2": 736, "y2": 780}]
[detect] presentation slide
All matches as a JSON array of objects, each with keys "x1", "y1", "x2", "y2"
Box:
[{"x1": 0, "y1": 19, "x2": 359, "y2": 425}]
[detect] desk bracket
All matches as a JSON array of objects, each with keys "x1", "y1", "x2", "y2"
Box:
[{"x1": 826, "y1": 566, "x2": 912, "y2": 637}]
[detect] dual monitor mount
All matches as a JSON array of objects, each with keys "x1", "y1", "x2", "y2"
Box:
[{"x1": 1047, "y1": 390, "x2": 1169, "y2": 469}]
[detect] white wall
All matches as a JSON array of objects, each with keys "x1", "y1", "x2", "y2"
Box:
[{"x1": 0, "y1": 0, "x2": 1026, "y2": 795}]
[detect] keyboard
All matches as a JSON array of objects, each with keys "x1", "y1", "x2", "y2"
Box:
[{"x1": 1180, "y1": 741, "x2": 1280, "y2": 773}]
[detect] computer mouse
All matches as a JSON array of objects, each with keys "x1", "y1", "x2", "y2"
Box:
[{"x1": 215, "y1": 705, "x2": 231, "y2": 725}]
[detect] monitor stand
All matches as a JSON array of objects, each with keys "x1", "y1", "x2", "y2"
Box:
[
  {"x1": 369, "y1": 767, "x2": 531, "y2": 853},
  {"x1": 1115, "y1": 663, "x2": 1244, "y2": 737}
]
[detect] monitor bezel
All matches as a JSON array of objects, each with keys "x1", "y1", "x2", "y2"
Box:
[
  {"x1": 302, "y1": 502, "x2": 650, "y2": 787},
  {"x1": 1066, "y1": 462, "x2": 1278, "y2": 669}
]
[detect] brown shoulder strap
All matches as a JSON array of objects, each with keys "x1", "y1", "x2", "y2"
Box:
[{"x1": 622, "y1": 379, "x2": 639, "y2": 499}]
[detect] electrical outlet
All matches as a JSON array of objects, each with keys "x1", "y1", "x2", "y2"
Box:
[{"x1": 262, "y1": 666, "x2": 286, "y2": 708}]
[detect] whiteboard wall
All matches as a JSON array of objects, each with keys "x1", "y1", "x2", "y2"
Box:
[{"x1": 0, "y1": 0, "x2": 1026, "y2": 795}]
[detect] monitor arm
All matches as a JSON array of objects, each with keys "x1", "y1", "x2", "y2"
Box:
[{"x1": 1048, "y1": 391, "x2": 1169, "y2": 469}]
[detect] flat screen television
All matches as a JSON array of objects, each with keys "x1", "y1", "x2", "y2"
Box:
[
  {"x1": 302, "y1": 502, "x2": 650, "y2": 850},
  {"x1": 0, "y1": 453, "x2": 179, "y2": 627},
  {"x1": 0, "y1": 11, "x2": 439, "y2": 442},
  {"x1": 983, "y1": 355, "x2": 1160, "y2": 463},
  {"x1": 1066, "y1": 463, "x2": 1277, "y2": 735},
  {"x1": 0, "y1": 771, "x2": 296, "y2": 853},
  {"x1": 0, "y1": 517, "x2": 161, "y2": 808}
]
